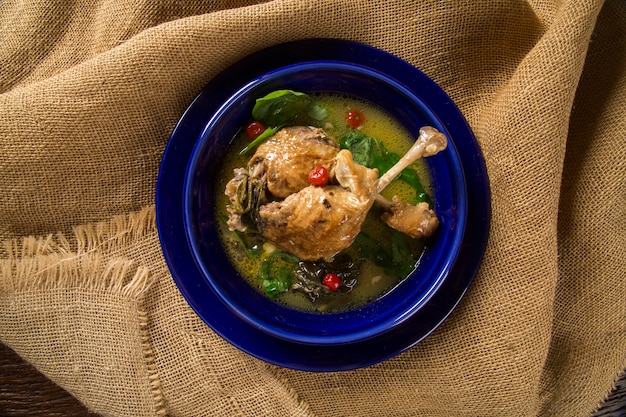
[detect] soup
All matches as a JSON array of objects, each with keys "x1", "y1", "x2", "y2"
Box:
[{"x1": 214, "y1": 91, "x2": 439, "y2": 313}]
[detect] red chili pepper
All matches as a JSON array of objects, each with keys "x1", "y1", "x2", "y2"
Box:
[
  {"x1": 245, "y1": 121, "x2": 266, "y2": 140},
  {"x1": 346, "y1": 110, "x2": 365, "y2": 128},
  {"x1": 308, "y1": 165, "x2": 329, "y2": 187},
  {"x1": 322, "y1": 273, "x2": 341, "y2": 291}
]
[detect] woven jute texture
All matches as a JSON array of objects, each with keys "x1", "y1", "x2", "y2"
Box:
[{"x1": 0, "y1": 0, "x2": 624, "y2": 416}]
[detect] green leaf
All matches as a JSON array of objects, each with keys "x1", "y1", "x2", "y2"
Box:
[
  {"x1": 390, "y1": 229, "x2": 417, "y2": 276},
  {"x1": 355, "y1": 232, "x2": 393, "y2": 269},
  {"x1": 339, "y1": 131, "x2": 373, "y2": 166},
  {"x1": 308, "y1": 102, "x2": 329, "y2": 121},
  {"x1": 257, "y1": 251, "x2": 300, "y2": 298},
  {"x1": 356, "y1": 231, "x2": 417, "y2": 278},
  {"x1": 252, "y1": 90, "x2": 311, "y2": 128}
]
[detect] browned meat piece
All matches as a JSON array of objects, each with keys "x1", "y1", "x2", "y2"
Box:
[
  {"x1": 248, "y1": 126, "x2": 339, "y2": 198},
  {"x1": 380, "y1": 196, "x2": 439, "y2": 238},
  {"x1": 258, "y1": 150, "x2": 378, "y2": 261}
]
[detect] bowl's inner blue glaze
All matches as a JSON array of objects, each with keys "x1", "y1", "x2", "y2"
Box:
[{"x1": 183, "y1": 62, "x2": 467, "y2": 345}]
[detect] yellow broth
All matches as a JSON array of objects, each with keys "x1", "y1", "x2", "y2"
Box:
[{"x1": 214, "y1": 93, "x2": 433, "y2": 312}]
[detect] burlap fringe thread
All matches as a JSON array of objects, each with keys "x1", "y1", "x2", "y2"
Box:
[
  {"x1": 0, "y1": 206, "x2": 167, "y2": 416},
  {"x1": 0, "y1": 206, "x2": 156, "y2": 294}
]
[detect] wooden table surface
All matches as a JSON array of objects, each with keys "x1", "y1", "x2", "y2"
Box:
[{"x1": 0, "y1": 342, "x2": 624, "y2": 416}]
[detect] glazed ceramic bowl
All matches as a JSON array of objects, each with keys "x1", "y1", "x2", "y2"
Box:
[{"x1": 156, "y1": 39, "x2": 490, "y2": 371}]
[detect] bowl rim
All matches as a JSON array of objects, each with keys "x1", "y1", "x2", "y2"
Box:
[
  {"x1": 156, "y1": 38, "x2": 491, "y2": 371},
  {"x1": 183, "y1": 60, "x2": 469, "y2": 345}
]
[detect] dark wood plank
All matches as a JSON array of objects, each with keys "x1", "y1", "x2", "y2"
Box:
[{"x1": 0, "y1": 342, "x2": 99, "y2": 417}]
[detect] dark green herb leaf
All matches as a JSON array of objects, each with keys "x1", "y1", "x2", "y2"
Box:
[
  {"x1": 257, "y1": 251, "x2": 300, "y2": 298},
  {"x1": 339, "y1": 131, "x2": 373, "y2": 166},
  {"x1": 390, "y1": 229, "x2": 418, "y2": 276},
  {"x1": 252, "y1": 90, "x2": 311, "y2": 128},
  {"x1": 356, "y1": 232, "x2": 393, "y2": 269},
  {"x1": 356, "y1": 230, "x2": 417, "y2": 277}
]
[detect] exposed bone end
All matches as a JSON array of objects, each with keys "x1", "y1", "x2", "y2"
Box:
[
  {"x1": 419, "y1": 126, "x2": 447, "y2": 157},
  {"x1": 380, "y1": 196, "x2": 439, "y2": 238}
]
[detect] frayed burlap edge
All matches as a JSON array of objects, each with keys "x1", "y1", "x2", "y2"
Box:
[
  {"x1": 0, "y1": 207, "x2": 156, "y2": 296},
  {"x1": 0, "y1": 206, "x2": 167, "y2": 417}
]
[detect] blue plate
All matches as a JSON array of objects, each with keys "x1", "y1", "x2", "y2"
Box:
[{"x1": 156, "y1": 39, "x2": 490, "y2": 371}]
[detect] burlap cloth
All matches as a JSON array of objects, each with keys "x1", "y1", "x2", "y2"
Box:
[{"x1": 0, "y1": 0, "x2": 624, "y2": 416}]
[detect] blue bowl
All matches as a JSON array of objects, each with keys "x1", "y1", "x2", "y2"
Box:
[
  {"x1": 184, "y1": 61, "x2": 467, "y2": 345},
  {"x1": 157, "y1": 39, "x2": 490, "y2": 370}
]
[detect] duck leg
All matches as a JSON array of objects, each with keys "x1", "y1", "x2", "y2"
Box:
[{"x1": 375, "y1": 126, "x2": 447, "y2": 238}]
